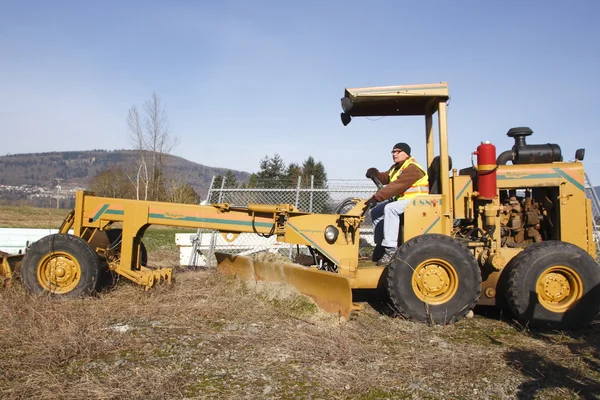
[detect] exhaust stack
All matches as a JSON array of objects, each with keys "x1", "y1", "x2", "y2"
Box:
[{"x1": 497, "y1": 127, "x2": 562, "y2": 165}]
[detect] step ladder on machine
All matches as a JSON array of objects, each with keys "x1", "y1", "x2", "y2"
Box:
[{"x1": 584, "y1": 173, "x2": 600, "y2": 251}]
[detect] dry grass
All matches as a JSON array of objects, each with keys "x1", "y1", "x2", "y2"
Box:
[
  {"x1": 0, "y1": 205, "x2": 70, "y2": 228},
  {"x1": 1, "y1": 205, "x2": 600, "y2": 399},
  {"x1": 2, "y1": 269, "x2": 600, "y2": 400}
]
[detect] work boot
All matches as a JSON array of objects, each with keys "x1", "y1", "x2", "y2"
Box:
[{"x1": 376, "y1": 247, "x2": 397, "y2": 266}]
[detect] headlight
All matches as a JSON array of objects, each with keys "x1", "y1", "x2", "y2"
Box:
[{"x1": 324, "y1": 225, "x2": 339, "y2": 244}]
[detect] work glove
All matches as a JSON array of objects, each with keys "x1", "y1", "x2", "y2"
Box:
[
  {"x1": 365, "y1": 197, "x2": 378, "y2": 208},
  {"x1": 366, "y1": 168, "x2": 379, "y2": 179}
]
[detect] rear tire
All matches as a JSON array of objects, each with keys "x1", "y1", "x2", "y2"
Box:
[
  {"x1": 386, "y1": 234, "x2": 481, "y2": 324},
  {"x1": 505, "y1": 241, "x2": 600, "y2": 329},
  {"x1": 21, "y1": 234, "x2": 100, "y2": 297}
]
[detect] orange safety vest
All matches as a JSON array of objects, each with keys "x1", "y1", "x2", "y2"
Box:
[{"x1": 388, "y1": 157, "x2": 429, "y2": 200}]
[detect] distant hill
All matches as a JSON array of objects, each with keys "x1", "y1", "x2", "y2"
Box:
[{"x1": 0, "y1": 150, "x2": 250, "y2": 198}]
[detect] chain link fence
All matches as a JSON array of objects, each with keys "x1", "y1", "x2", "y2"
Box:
[
  {"x1": 182, "y1": 176, "x2": 378, "y2": 267},
  {"x1": 182, "y1": 174, "x2": 600, "y2": 266},
  {"x1": 584, "y1": 173, "x2": 600, "y2": 262}
]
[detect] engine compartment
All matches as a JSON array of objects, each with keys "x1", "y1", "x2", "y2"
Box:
[{"x1": 499, "y1": 187, "x2": 559, "y2": 247}]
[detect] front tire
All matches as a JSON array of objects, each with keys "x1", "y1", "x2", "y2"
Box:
[
  {"x1": 505, "y1": 241, "x2": 600, "y2": 329},
  {"x1": 386, "y1": 234, "x2": 481, "y2": 324},
  {"x1": 21, "y1": 234, "x2": 100, "y2": 296}
]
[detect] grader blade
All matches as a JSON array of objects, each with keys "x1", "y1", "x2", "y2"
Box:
[{"x1": 215, "y1": 252, "x2": 353, "y2": 319}]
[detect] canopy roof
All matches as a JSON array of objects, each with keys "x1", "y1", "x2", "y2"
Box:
[{"x1": 342, "y1": 82, "x2": 449, "y2": 117}]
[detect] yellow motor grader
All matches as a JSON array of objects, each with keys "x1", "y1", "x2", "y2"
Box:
[{"x1": 1, "y1": 82, "x2": 599, "y2": 329}]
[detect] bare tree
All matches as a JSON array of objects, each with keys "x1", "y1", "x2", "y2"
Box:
[
  {"x1": 165, "y1": 174, "x2": 199, "y2": 204},
  {"x1": 126, "y1": 93, "x2": 179, "y2": 201},
  {"x1": 127, "y1": 106, "x2": 148, "y2": 200}
]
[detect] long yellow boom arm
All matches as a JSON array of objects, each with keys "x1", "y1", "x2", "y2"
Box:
[{"x1": 61, "y1": 191, "x2": 365, "y2": 291}]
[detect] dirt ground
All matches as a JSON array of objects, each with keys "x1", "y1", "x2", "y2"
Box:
[{"x1": 1, "y1": 266, "x2": 600, "y2": 400}]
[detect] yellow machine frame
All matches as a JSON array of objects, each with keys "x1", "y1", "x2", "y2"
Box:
[{"x1": 3, "y1": 82, "x2": 599, "y2": 329}]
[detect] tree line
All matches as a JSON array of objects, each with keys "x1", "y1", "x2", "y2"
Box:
[
  {"x1": 209, "y1": 154, "x2": 330, "y2": 213},
  {"x1": 213, "y1": 154, "x2": 327, "y2": 189},
  {"x1": 90, "y1": 94, "x2": 329, "y2": 206}
]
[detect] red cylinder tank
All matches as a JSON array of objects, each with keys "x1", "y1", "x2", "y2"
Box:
[{"x1": 475, "y1": 141, "x2": 497, "y2": 200}]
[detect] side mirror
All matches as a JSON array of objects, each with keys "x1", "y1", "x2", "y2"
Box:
[
  {"x1": 341, "y1": 97, "x2": 354, "y2": 113},
  {"x1": 341, "y1": 112, "x2": 352, "y2": 126},
  {"x1": 575, "y1": 148, "x2": 585, "y2": 161}
]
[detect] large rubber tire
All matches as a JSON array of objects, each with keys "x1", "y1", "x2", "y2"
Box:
[
  {"x1": 21, "y1": 234, "x2": 100, "y2": 297},
  {"x1": 505, "y1": 241, "x2": 600, "y2": 329},
  {"x1": 386, "y1": 234, "x2": 481, "y2": 324}
]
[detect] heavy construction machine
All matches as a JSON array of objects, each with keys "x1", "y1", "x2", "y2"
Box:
[{"x1": 1, "y1": 82, "x2": 599, "y2": 329}]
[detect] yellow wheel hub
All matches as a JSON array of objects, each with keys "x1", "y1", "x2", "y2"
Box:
[
  {"x1": 412, "y1": 259, "x2": 459, "y2": 304},
  {"x1": 36, "y1": 252, "x2": 81, "y2": 294},
  {"x1": 536, "y1": 266, "x2": 583, "y2": 313}
]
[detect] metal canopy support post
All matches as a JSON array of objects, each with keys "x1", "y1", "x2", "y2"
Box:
[
  {"x1": 437, "y1": 100, "x2": 452, "y2": 235},
  {"x1": 425, "y1": 109, "x2": 435, "y2": 169}
]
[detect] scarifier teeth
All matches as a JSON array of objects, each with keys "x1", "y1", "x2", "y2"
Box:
[{"x1": 141, "y1": 267, "x2": 173, "y2": 290}]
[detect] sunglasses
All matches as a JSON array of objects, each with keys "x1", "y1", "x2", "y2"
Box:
[{"x1": 391, "y1": 150, "x2": 403, "y2": 154}]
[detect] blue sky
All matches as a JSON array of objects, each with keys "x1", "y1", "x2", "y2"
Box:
[{"x1": 1, "y1": 0, "x2": 599, "y2": 184}]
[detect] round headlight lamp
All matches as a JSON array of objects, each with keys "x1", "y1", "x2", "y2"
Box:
[{"x1": 324, "y1": 225, "x2": 339, "y2": 244}]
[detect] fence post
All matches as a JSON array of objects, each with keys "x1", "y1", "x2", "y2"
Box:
[
  {"x1": 206, "y1": 175, "x2": 217, "y2": 204},
  {"x1": 309, "y1": 175, "x2": 314, "y2": 213},
  {"x1": 294, "y1": 175, "x2": 302, "y2": 209},
  {"x1": 289, "y1": 176, "x2": 302, "y2": 259},
  {"x1": 188, "y1": 175, "x2": 216, "y2": 267},
  {"x1": 208, "y1": 176, "x2": 227, "y2": 268}
]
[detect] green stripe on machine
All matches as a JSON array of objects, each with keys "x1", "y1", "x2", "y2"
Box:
[
  {"x1": 91, "y1": 204, "x2": 109, "y2": 221},
  {"x1": 287, "y1": 223, "x2": 339, "y2": 266},
  {"x1": 455, "y1": 181, "x2": 470, "y2": 200},
  {"x1": 148, "y1": 213, "x2": 273, "y2": 228},
  {"x1": 497, "y1": 173, "x2": 559, "y2": 180},
  {"x1": 497, "y1": 169, "x2": 584, "y2": 192},
  {"x1": 553, "y1": 168, "x2": 585, "y2": 191},
  {"x1": 423, "y1": 217, "x2": 440, "y2": 234}
]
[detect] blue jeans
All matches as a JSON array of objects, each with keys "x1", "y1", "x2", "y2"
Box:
[{"x1": 370, "y1": 199, "x2": 411, "y2": 248}]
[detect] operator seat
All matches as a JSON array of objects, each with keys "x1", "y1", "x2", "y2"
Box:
[{"x1": 427, "y1": 155, "x2": 453, "y2": 195}]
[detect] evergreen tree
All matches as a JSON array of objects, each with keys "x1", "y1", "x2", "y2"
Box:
[
  {"x1": 301, "y1": 156, "x2": 327, "y2": 188},
  {"x1": 249, "y1": 154, "x2": 287, "y2": 188},
  {"x1": 299, "y1": 156, "x2": 329, "y2": 212},
  {"x1": 210, "y1": 170, "x2": 239, "y2": 202},
  {"x1": 285, "y1": 162, "x2": 302, "y2": 185},
  {"x1": 236, "y1": 153, "x2": 331, "y2": 211},
  {"x1": 213, "y1": 175, "x2": 223, "y2": 189},
  {"x1": 224, "y1": 170, "x2": 238, "y2": 188}
]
